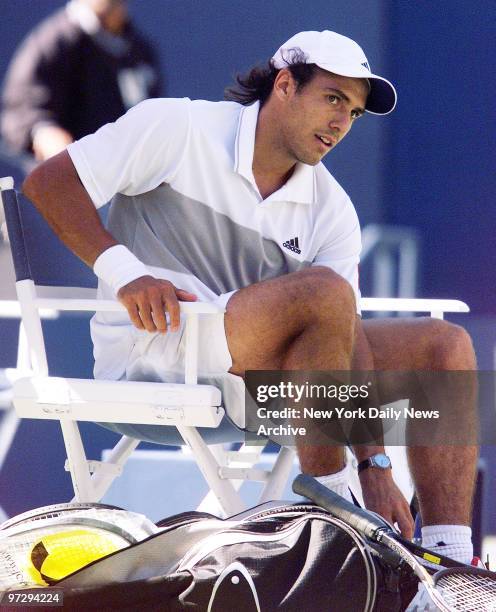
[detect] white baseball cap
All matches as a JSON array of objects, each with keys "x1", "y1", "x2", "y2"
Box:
[{"x1": 272, "y1": 30, "x2": 397, "y2": 115}]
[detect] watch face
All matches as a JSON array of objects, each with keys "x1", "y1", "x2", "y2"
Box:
[{"x1": 374, "y1": 454, "x2": 391, "y2": 468}]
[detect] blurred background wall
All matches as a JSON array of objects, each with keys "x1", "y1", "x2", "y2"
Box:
[{"x1": 0, "y1": 0, "x2": 494, "y2": 537}]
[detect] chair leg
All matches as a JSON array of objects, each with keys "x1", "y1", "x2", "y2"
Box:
[
  {"x1": 196, "y1": 443, "x2": 295, "y2": 514},
  {"x1": 0, "y1": 404, "x2": 19, "y2": 472},
  {"x1": 258, "y1": 446, "x2": 296, "y2": 503},
  {"x1": 60, "y1": 420, "x2": 94, "y2": 501},
  {"x1": 89, "y1": 436, "x2": 141, "y2": 501},
  {"x1": 196, "y1": 443, "x2": 265, "y2": 515},
  {"x1": 176, "y1": 425, "x2": 245, "y2": 516}
]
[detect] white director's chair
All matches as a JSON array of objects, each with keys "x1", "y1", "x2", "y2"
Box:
[{"x1": 0, "y1": 176, "x2": 469, "y2": 516}]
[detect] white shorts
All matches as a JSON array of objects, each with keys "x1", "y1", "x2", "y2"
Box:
[{"x1": 123, "y1": 301, "x2": 247, "y2": 430}]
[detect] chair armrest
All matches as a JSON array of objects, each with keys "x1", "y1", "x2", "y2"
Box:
[
  {"x1": 360, "y1": 297, "x2": 469, "y2": 318},
  {"x1": 31, "y1": 295, "x2": 468, "y2": 317},
  {"x1": 29, "y1": 297, "x2": 222, "y2": 385},
  {"x1": 32, "y1": 298, "x2": 224, "y2": 315},
  {"x1": 0, "y1": 299, "x2": 58, "y2": 319}
]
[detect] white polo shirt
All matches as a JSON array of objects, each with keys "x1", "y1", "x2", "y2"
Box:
[{"x1": 68, "y1": 97, "x2": 361, "y2": 380}]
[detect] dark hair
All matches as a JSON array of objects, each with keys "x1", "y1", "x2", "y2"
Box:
[{"x1": 224, "y1": 48, "x2": 319, "y2": 106}]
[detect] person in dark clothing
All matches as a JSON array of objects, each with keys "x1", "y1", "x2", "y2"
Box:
[{"x1": 0, "y1": 0, "x2": 162, "y2": 162}]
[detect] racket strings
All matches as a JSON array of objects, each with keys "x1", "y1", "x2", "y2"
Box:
[{"x1": 435, "y1": 572, "x2": 496, "y2": 611}]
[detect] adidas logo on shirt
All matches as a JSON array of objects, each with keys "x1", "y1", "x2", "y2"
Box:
[{"x1": 283, "y1": 237, "x2": 301, "y2": 254}]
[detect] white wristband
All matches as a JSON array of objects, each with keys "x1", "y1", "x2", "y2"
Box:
[{"x1": 93, "y1": 245, "x2": 150, "y2": 295}]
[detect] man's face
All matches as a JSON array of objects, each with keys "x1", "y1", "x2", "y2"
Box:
[{"x1": 276, "y1": 68, "x2": 369, "y2": 166}]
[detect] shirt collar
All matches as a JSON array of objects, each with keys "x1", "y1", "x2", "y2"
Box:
[{"x1": 233, "y1": 101, "x2": 315, "y2": 205}]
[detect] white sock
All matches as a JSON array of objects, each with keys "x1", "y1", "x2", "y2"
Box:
[
  {"x1": 421, "y1": 524, "x2": 473, "y2": 565},
  {"x1": 314, "y1": 464, "x2": 353, "y2": 503}
]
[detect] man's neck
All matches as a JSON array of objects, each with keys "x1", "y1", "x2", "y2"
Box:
[
  {"x1": 252, "y1": 104, "x2": 296, "y2": 200},
  {"x1": 252, "y1": 165, "x2": 295, "y2": 200}
]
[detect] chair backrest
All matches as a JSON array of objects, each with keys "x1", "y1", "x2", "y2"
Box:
[
  {"x1": 1, "y1": 181, "x2": 100, "y2": 379},
  {"x1": 1, "y1": 179, "x2": 246, "y2": 449},
  {"x1": 2, "y1": 185, "x2": 97, "y2": 289}
]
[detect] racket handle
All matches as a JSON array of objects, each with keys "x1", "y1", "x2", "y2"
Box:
[{"x1": 293, "y1": 473, "x2": 389, "y2": 541}]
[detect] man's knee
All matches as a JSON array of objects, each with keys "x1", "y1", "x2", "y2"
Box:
[
  {"x1": 225, "y1": 267, "x2": 356, "y2": 372},
  {"x1": 300, "y1": 266, "x2": 356, "y2": 320},
  {"x1": 427, "y1": 319, "x2": 476, "y2": 370}
]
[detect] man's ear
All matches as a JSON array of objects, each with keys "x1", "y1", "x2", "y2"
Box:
[{"x1": 272, "y1": 68, "x2": 296, "y2": 101}]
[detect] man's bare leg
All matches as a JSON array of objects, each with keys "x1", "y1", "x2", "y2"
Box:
[
  {"x1": 225, "y1": 266, "x2": 355, "y2": 476},
  {"x1": 351, "y1": 320, "x2": 414, "y2": 536},
  {"x1": 360, "y1": 317, "x2": 478, "y2": 527}
]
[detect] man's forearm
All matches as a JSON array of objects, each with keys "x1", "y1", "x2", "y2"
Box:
[
  {"x1": 22, "y1": 150, "x2": 197, "y2": 332},
  {"x1": 351, "y1": 318, "x2": 387, "y2": 463},
  {"x1": 352, "y1": 444, "x2": 387, "y2": 463},
  {"x1": 22, "y1": 150, "x2": 117, "y2": 267}
]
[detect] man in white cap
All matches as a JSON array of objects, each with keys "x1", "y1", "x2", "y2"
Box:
[{"x1": 23, "y1": 30, "x2": 478, "y2": 564}]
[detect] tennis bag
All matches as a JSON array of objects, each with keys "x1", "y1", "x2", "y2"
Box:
[{"x1": 43, "y1": 502, "x2": 405, "y2": 611}]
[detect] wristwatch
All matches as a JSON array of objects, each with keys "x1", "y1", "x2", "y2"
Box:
[{"x1": 357, "y1": 453, "x2": 392, "y2": 474}]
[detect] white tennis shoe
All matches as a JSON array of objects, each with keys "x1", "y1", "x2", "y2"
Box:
[{"x1": 406, "y1": 582, "x2": 444, "y2": 611}]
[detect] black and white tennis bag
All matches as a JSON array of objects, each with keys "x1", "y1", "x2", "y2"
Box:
[{"x1": 50, "y1": 502, "x2": 406, "y2": 611}]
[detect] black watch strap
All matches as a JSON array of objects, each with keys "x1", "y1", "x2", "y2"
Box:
[
  {"x1": 357, "y1": 454, "x2": 392, "y2": 474},
  {"x1": 357, "y1": 458, "x2": 374, "y2": 474}
]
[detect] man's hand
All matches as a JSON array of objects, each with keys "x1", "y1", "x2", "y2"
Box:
[
  {"x1": 359, "y1": 468, "x2": 414, "y2": 539},
  {"x1": 32, "y1": 125, "x2": 74, "y2": 161},
  {"x1": 117, "y1": 276, "x2": 197, "y2": 333}
]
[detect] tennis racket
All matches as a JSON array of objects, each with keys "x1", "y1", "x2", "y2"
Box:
[
  {"x1": 293, "y1": 473, "x2": 496, "y2": 612},
  {"x1": 0, "y1": 502, "x2": 123, "y2": 531},
  {"x1": 0, "y1": 502, "x2": 158, "y2": 590}
]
